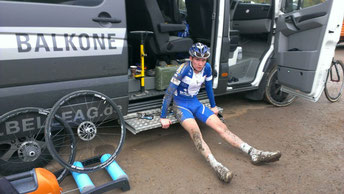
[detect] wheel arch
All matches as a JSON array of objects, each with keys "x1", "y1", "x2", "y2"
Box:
[{"x1": 244, "y1": 54, "x2": 277, "y2": 101}]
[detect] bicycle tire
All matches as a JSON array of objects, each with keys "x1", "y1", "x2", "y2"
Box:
[
  {"x1": 324, "y1": 60, "x2": 344, "y2": 102},
  {"x1": 0, "y1": 107, "x2": 75, "y2": 183},
  {"x1": 264, "y1": 67, "x2": 296, "y2": 107},
  {"x1": 45, "y1": 90, "x2": 126, "y2": 173}
]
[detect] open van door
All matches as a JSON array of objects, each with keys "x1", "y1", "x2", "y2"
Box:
[{"x1": 275, "y1": 0, "x2": 344, "y2": 102}]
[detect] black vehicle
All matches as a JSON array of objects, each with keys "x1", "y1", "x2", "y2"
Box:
[{"x1": 0, "y1": 0, "x2": 342, "y2": 175}]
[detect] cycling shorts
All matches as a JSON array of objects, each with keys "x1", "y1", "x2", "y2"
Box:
[{"x1": 172, "y1": 97, "x2": 214, "y2": 123}]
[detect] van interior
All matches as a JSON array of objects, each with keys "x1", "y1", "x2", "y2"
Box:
[{"x1": 125, "y1": 0, "x2": 273, "y2": 101}]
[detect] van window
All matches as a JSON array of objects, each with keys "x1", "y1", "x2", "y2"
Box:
[
  {"x1": 179, "y1": 0, "x2": 186, "y2": 12},
  {"x1": 283, "y1": 0, "x2": 327, "y2": 13},
  {"x1": 0, "y1": 0, "x2": 103, "y2": 6},
  {"x1": 248, "y1": 0, "x2": 271, "y2": 4},
  {"x1": 302, "y1": 0, "x2": 326, "y2": 8}
]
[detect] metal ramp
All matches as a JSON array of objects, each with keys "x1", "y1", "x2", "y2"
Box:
[{"x1": 124, "y1": 99, "x2": 222, "y2": 134}]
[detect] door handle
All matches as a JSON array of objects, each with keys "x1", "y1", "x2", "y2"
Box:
[
  {"x1": 92, "y1": 17, "x2": 121, "y2": 23},
  {"x1": 285, "y1": 15, "x2": 300, "y2": 30}
]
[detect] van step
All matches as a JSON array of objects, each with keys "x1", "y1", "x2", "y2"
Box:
[
  {"x1": 124, "y1": 99, "x2": 222, "y2": 134},
  {"x1": 127, "y1": 91, "x2": 208, "y2": 113}
]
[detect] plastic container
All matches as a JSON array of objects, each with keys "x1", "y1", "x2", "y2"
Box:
[{"x1": 155, "y1": 65, "x2": 179, "y2": 90}]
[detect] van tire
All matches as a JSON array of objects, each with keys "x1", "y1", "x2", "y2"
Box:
[{"x1": 264, "y1": 67, "x2": 296, "y2": 107}]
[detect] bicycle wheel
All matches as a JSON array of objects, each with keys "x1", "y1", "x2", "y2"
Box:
[
  {"x1": 0, "y1": 107, "x2": 75, "y2": 183},
  {"x1": 45, "y1": 90, "x2": 126, "y2": 173},
  {"x1": 324, "y1": 60, "x2": 344, "y2": 102}
]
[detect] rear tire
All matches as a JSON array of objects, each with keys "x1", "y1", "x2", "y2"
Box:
[{"x1": 264, "y1": 67, "x2": 296, "y2": 107}]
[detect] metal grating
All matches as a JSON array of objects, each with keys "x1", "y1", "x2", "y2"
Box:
[{"x1": 124, "y1": 99, "x2": 222, "y2": 134}]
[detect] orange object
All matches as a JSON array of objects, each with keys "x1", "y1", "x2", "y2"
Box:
[
  {"x1": 29, "y1": 168, "x2": 62, "y2": 194},
  {"x1": 340, "y1": 20, "x2": 344, "y2": 42}
]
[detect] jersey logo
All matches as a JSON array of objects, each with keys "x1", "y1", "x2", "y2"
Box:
[
  {"x1": 171, "y1": 77, "x2": 181, "y2": 85},
  {"x1": 176, "y1": 63, "x2": 185, "y2": 74}
]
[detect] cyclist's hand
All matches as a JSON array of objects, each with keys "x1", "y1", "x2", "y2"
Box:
[
  {"x1": 211, "y1": 106, "x2": 219, "y2": 115},
  {"x1": 160, "y1": 118, "x2": 172, "y2": 129}
]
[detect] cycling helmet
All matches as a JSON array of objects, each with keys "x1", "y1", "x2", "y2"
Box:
[{"x1": 189, "y1": 42, "x2": 210, "y2": 59}]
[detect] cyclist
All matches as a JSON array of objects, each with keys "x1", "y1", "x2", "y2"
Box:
[{"x1": 160, "y1": 42, "x2": 282, "y2": 183}]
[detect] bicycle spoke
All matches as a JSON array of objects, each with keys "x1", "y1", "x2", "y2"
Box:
[{"x1": 0, "y1": 145, "x2": 17, "y2": 161}]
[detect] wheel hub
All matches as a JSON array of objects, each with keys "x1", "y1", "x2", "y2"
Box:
[
  {"x1": 18, "y1": 141, "x2": 41, "y2": 162},
  {"x1": 77, "y1": 121, "x2": 97, "y2": 141}
]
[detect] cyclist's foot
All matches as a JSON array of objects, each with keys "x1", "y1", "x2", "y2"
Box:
[
  {"x1": 249, "y1": 148, "x2": 281, "y2": 165},
  {"x1": 207, "y1": 154, "x2": 233, "y2": 183},
  {"x1": 213, "y1": 164, "x2": 233, "y2": 183}
]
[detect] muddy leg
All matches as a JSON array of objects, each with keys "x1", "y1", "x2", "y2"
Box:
[
  {"x1": 206, "y1": 115, "x2": 281, "y2": 164},
  {"x1": 181, "y1": 118, "x2": 233, "y2": 183},
  {"x1": 206, "y1": 115, "x2": 244, "y2": 148}
]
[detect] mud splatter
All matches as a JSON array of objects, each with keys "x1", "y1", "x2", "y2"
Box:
[
  {"x1": 192, "y1": 132, "x2": 204, "y2": 152},
  {"x1": 172, "y1": 106, "x2": 183, "y2": 122},
  {"x1": 214, "y1": 165, "x2": 232, "y2": 183},
  {"x1": 250, "y1": 149, "x2": 282, "y2": 165},
  {"x1": 226, "y1": 129, "x2": 241, "y2": 143}
]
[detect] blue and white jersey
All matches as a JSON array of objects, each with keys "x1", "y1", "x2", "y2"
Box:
[
  {"x1": 160, "y1": 61, "x2": 216, "y2": 118},
  {"x1": 171, "y1": 61, "x2": 212, "y2": 98}
]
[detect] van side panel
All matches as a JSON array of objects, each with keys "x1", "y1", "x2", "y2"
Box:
[
  {"x1": 0, "y1": 0, "x2": 129, "y2": 115},
  {"x1": 0, "y1": 53, "x2": 128, "y2": 88},
  {"x1": 0, "y1": 75, "x2": 128, "y2": 116}
]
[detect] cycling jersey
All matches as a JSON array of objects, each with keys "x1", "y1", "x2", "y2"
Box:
[{"x1": 160, "y1": 61, "x2": 216, "y2": 122}]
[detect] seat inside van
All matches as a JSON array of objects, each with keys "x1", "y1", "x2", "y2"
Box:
[
  {"x1": 125, "y1": 0, "x2": 274, "y2": 97},
  {"x1": 228, "y1": 0, "x2": 272, "y2": 86}
]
